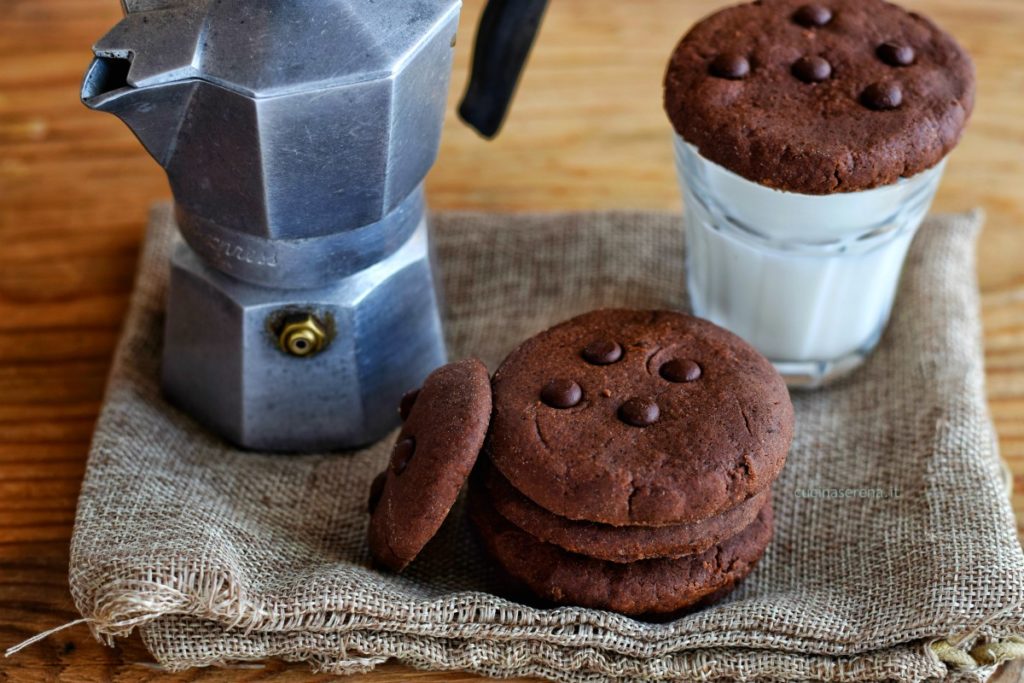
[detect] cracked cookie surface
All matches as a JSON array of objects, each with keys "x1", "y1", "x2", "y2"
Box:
[
  {"x1": 469, "y1": 486, "x2": 774, "y2": 616},
  {"x1": 664, "y1": 0, "x2": 974, "y2": 194},
  {"x1": 488, "y1": 309, "x2": 793, "y2": 526}
]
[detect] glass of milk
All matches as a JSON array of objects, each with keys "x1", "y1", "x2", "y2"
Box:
[{"x1": 674, "y1": 135, "x2": 945, "y2": 388}]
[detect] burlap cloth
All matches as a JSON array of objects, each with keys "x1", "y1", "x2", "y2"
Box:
[{"x1": 67, "y1": 205, "x2": 1024, "y2": 682}]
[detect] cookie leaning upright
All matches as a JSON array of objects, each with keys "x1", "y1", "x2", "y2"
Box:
[
  {"x1": 368, "y1": 359, "x2": 491, "y2": 572},
  {"x1": 488, "y1": 309, "x2": 794, "y2": 526},
  {"x1": 664, "y1": 0, "x2": 974, "y2": 194}
]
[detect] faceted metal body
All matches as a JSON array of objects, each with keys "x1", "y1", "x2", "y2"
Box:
[
  {"x1": 83, "y1": 0, "x2": 461, "y2": 450},
  {"x1": 162, "y1": 218, "x2": 446, "y2": 451}
]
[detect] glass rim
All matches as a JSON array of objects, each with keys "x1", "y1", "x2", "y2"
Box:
[{"x1": 674, "y1": 137, "x2": 944, "y2": 254}]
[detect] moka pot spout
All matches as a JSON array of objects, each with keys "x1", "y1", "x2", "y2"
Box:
[{"x1": 82, "y1": 55, "x2": 196, "y2": 167}]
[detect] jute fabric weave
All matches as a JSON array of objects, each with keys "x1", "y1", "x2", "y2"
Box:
[{"x1": 68, "y1": 205, "x2": 1024, "y2": 681}]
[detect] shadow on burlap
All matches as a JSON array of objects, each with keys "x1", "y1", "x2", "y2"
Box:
[{"x1": 65, "y1": 206, "x2": 1024, "y2": 682}]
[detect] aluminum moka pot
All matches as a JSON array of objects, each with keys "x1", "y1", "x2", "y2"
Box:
[{"x1": 83, "y1": 0, "x2": 548, "y2": 451}]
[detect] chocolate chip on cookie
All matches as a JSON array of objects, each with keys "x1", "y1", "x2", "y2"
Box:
[
  {"x1": 540, "y1": 379, "x2": 583, "y2": 409},
  {"x1": 709, "y1": 52, "x2": 751, "y2": 80},
  {"x1": 582, "y1": 338, "x2": 623, "y2": 365},
  {"x1": 791, "y1": 55, "x2": 832, "y2": 83},
  {"x1": 488, "y1": 309, "x2": 793, "y2": 526},
  {"x1": 368, "y1": 358, "x2": 492, "y2": 572},
  {"x1": 390, "y1": 437, "x2": 416, "y2": 475},
  {"x1": 618, "y1": 397, "x2": 659, "y2": 427},
  {"x1": 792, "y1": 4, "x2": 832, "y2": 28},
  {"x1": 861, "y1": 81, "x2": 903, "y2": 110},
  {"x1": 877, "y1": 41, "x2": 916, "y2": 67},
  {"x1": 659, "y1": 358, "x2": 701, "y2": 383},
  {"x1": 398, "y1": 388, "x2": 420, "y2": 421}
]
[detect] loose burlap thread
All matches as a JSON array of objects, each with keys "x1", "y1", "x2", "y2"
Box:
[{"x1": 65, "y1": 205, "x2": 1024, "y2": 682}]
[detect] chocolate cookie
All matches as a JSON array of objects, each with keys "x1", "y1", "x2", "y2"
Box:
[
  {"x1": 664, "y1": 0, "x2": 974, "y2": 194},
  {"x1": 368, "y1": 358, "x2": 491, "y2": 572},
  {"x1": 488, "y1": 309, "x2": 793, "y2": 526},
  {"x1": 481, "y1": 460, "x2": 770, "y2": 563},
  {"x1": 469, "y1": 488, "x2": 774, "y2": 616}
]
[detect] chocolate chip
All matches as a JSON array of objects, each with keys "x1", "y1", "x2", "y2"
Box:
[
  {"x1": 398, "y1": 388, "x2": 420, "y2": 421},
  {"x1": 390, "y1": 437, "x2": 415, "y2": 475},
  {"x1": 367, "y1": 471, "x2": 386, "y2": 513},
  {"x1": 793, "y1": 4, "x2": 832, "y2": 27},
  {"x1": 877, "y1": 42, "x2": 915, "y2": 67},
  {"x1": 861, "y1": 81, "x2": 903, "y2": 110},
  {"x1": 540, "y1": 379, "x2": 583, "y2": 408},
  {"x1": 660, "y1": 359, "x2": 702, "y2": 383},
  {"x1": 792, "y1": 56, "x2": 832, "y2": 83},
  {"x1": 619, "y1": 398, "x2": 660, "y2": 427},
  {"x1": 582, "y1": 339, "x2": 623, "y2": 365},
  {"x1": 709, "y1": 53, "x2": 750, "y2": 80}
]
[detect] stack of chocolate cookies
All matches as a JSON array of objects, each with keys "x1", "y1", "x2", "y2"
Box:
[
  {"x1": 471, "y1": 310, "x2": 793, "y2": 616},
  {"x1": 369, "y1": 310, "x2": 794, "y2": 618}
]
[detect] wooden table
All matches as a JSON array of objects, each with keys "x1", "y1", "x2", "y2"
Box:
[{"x1": 1, "y1": 0, "x2": 1021, "y2": 680}]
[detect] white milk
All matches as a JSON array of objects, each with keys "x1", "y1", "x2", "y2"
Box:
[{"x1": 674, "y1": 135, "x2": 945, "y2": 386}]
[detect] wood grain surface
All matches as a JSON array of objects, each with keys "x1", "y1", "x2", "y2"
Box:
[{"x1": 1, "y1": 0, "x2": 1022, "y2": 681}]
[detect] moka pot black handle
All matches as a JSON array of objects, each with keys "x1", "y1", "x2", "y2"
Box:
[{"x1": 458, "y1": 0, "x2": 549, "y2": 139}]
